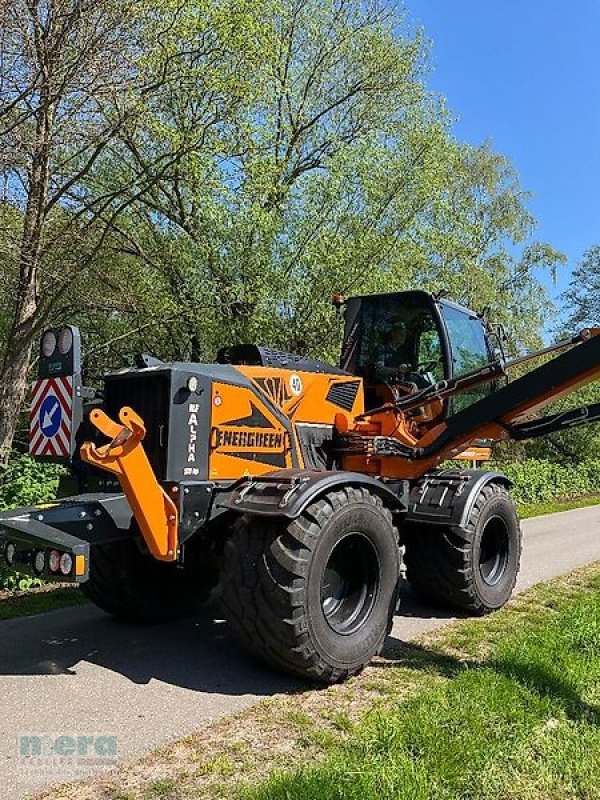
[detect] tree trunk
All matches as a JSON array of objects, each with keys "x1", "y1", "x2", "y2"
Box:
[
  {"x1": 0, "y1": 336, "x2": 35, "y2": 463},
  {"x1": 0, "y1": 234, "x2": 44, "y2": 462},
  {"x1": 0, "y1": 93, "x2": 53, "y2": 463}
]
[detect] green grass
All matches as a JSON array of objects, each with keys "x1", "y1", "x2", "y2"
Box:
[
  {"x1": 243, "y1": 573, "x2": 600, "y2": 800},
  {"x1": 31, "y1": 566, "x2": 600, "y2": 800},
  {"x1": 0, "y1": 586, "x2": 87, "y2": 620},
  {"x1": 143, "y1": 778, "x2": 179, "y2": 799},
  {"x1": 517, "y1": 494, "x2": 600, "y2": 519}
]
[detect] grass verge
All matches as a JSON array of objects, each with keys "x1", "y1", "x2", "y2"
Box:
[
  {"x1": 0, "y1": 586, "x2": 87, "y2": 620},
  {"x1": 247, "y1": 569, "x2": 600, "y2": 800},
  {"x1": 33, "y1": 563, "x2": 600, "y2": 800},
  {"x1": 517, "y1": 494, "x2": 600, "y2": 519}
]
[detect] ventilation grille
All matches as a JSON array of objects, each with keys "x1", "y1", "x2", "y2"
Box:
[
  {"x1": 217, "y1": 344, "x2": 348, "y2": 375},
  {"x1": 326, "y1": 380, "x2": 360, "y2": 411},
  {"x1": 104, "y1": 372, "x2": 171, "y2": 480}
]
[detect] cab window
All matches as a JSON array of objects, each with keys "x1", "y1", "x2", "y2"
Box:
[
  {"x1": 416, "y1": 328, "x2": 445, "y2": 383},
  {"x1": 355, "y1": 295, "x2": 445, "y2": 388},
  {"x1": 440, "y1": 304, "x2": 493, "y2": 412}
]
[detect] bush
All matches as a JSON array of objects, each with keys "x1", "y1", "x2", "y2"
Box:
[
  {"x1": 492, "y1": 457, "x2": 600, "y2": 505},
  {"x1": 0, "y1": 453, "x2": 64, "y2": 591},
  {"x1": 0, "y1": 452, "x2": 64, "y2": 511}
]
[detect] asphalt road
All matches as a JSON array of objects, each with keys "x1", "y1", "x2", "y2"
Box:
[{"x1": 2, "y1": 505, "x2": 600, "y2": 800}]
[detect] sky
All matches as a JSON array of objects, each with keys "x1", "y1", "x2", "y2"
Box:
[{"x1": 407, "y1": 0, "x2": 600, "y2": 310}]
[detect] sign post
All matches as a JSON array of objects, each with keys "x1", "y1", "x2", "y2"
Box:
[{"x1": 29, "y1": 326, "x2": 82, "y2": 460}]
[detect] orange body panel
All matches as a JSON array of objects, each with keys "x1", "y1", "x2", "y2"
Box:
[
  {"x1": 207, "y1": 365, "x2": 496, "y2": 481},
  {"x1": 209, "y1": 381, "x2": 293, "y2": 479},
  {"x1": 208, "y1": 367, "x2": 363, "y2": 480}
]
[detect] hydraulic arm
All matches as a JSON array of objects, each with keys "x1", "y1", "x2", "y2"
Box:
[
  {"x1": 341, "y1": 328, "x2": 600, "y2": 479},
  {"x1": 80, "y1": 406, "x2": 179, "y2": 561}
]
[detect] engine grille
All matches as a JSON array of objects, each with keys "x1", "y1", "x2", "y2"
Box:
[
  {"x1": 104, "y1": 372, "x2": 171, "y2": 480},
  {"x1": 326, "y1": 380, "x2": 361, "y2": 411}
]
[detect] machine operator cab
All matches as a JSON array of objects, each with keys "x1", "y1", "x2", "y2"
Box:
[{"x1": 340, "y1": 290, "x2": 498, "y2": 421}]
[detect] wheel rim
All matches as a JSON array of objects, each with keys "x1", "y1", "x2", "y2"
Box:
[
  {"x1": 320, "y1": 532, "x2": 379, "y2": 635},
  {"x1": 478, "y1": 515, "x2": 509, "y2": 586}
]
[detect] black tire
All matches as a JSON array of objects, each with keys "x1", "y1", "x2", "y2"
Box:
[
  {"x1": 82, "y1": 537, "x2": 217, "y2": 623},
  {"x1": 403, "y1": 482, "x2": 522, "y2": 615},
  {"x1": 220, "y1": 487, "x2": 401, "y2": 683}
]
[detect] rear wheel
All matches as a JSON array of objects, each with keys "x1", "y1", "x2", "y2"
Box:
[
  {"x1": 82, "y1": 537, "x2": 218, "y2": 623},
  {"x1": 220, "y1": 488, "x2": 401, "y2": 683},
  {"x1": 403, "y1": 482, "x2": 522, "y2": 615}
]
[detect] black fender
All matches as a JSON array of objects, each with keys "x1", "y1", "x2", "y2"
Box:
[
  {"x1": 404, "y1": 468, "x2": 512, "y2": 530},
  {"x1": 216, "y1": 469, "x2": 409, "y2": 519}
]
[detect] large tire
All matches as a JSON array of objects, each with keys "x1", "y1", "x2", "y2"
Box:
[
  {"x1": 403, "y1": 482, "x2": 522, "y2": 615},
  {"x1": 220, "y1": 487, "x2": 401, "y2": 683},
  {"x1": 82, "y1": 537, "x2": 217, "y2": 623}
]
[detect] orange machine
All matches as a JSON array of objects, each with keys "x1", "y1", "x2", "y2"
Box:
[{"x1": 3, "y1": 290, "x2": 600, "y2": 684}]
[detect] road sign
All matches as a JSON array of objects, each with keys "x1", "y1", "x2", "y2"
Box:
[
  {"x1": 39, "y1": 395, "x2": 61, "y2": 438},
  {"x1": 29, "y1": 376, "x2": 74, "y2": 457}
]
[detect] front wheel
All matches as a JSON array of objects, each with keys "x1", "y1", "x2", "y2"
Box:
[
  {"x1": 404, "y1": 482, "x2": 522, "y2": 615},
  {"x1": 82, "y1": 537, "x2": 218, "y2": 623},
  {"x1": 220, "y1": 488, "x2": 401, "y2": 683}
]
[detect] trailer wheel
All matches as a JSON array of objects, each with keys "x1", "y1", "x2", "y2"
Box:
[
  {"x1": 220, "y1": 488, "x2": 400, "y2": 683},
  {"x1": 82, "y1": 538, "x2": 217, "y2": 623},
  {"x1": 403, "y1": 482, "x2": 522, "y2": 615}
]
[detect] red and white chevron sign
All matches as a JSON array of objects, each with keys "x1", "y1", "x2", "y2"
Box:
[{"x1": 29, "y1": 376, "x2": 74, "y2": 457}]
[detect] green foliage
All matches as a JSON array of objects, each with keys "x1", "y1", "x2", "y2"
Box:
[
  {"x1": 0, "y1": 454, "x2": 64, "y2": 591},
  {"x1": 493, "y1": 457, "x2": 600, "y2": 504},
  {"x1": 0, "y1": 586, "x2": 87, "y2": 617},
  {"x1": 0, "y1": 453, "x2": 63, "y2": 511},
  {"x1": 562, "y1": 244, "x2": 600, "y2": 329},
  {"x1": 517, "y1": 495, "x2": 600, "y2": 519},
  {"x1": 1, "y1": 571, "x2": 42, "y2": 593},
  {"x1": 525, "y1": 383, "x2": 600, "y2": 463},
  {"x1": 533, "y1": 246, "x2": 600, "y2": 460}
]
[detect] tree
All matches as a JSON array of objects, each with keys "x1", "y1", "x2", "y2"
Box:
[
  {"x1": 113, "y1": 0, "x2": 561, "y2": 364},
  {"x1": 104, "y1": 0, "x2": 429, "y2": 359},
  {"x1": 0, "y1": 0, "x2": 261, "y2": 460},
  {"x1": 410, "y1": 143, "x2": 566, "y2": 355},
  {"x1": 495, "y1": 245, "x2": 600, "y2": 465},
  {"x1": 526, "y1": 244, "x2": 600, "y2": 462},
  {"x1": 110, "y1": 0, "x2": 560, "y2": 358},
  {"x1": 562, "y1": 245, "x2": 600, "y2": 330}
]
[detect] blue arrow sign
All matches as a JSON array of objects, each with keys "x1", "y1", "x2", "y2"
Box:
[{"x1": 39, "y1": 395, "x2": 62, "y2": 438}]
